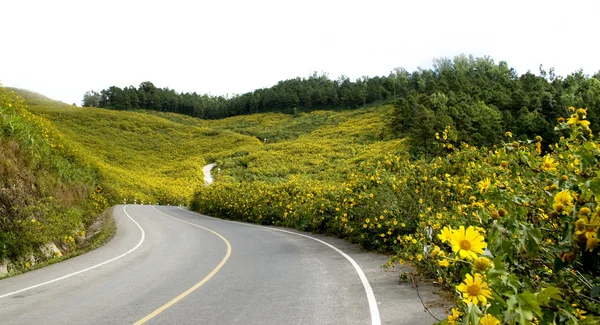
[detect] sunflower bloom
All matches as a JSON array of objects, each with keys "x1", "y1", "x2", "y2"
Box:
[
  {"x1": 447, "y1": 308, "x2": 461, "y2": 325},
  {"x1": 478, "y1": 178, "x2": 491, "y2": 193},
  {"x1": 479, "y1": 314, "x2": 501, "y2": 325},
  {"x1": 456, "y1": 273, "x2": 493, "y2": 306},
  {"x1": 553, "y1": 190, "x2": 573, "y2": 215},
  {"x1": 574, "y1": 216, "x2": 600, "y2": 244},
  {"x1": 450, "y1": 226, "x2": 487, "y2": 260},
  {"x1": 437, "y1": 226, "x2": 453, "y2": 243},
  {"x1": 567, "y1": 114, "x2": 579, "y2": 126},
  {"x1": 541, "y1": 155, "x2": 558, "y2": 172}
]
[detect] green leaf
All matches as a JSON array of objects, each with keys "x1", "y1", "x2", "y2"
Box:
[
  {"x1": 576, "y1": 150, "x2": 596, "y2": 169},
  {"x1": 588, "y1": 178, "x2": 600, "y2": 199},
  {"x1": 583, "y1": 141, "x2": 596, "y2": 151},
  {"x1": 591, "y1": 286, "x2": 600, "y2": 298},
  {"x1": 537, "y1": 286, "x2": 563, "y2": 305},
  {"x1": 510, "y1": 292, "x2": 542, "y2": 324},
  {"x1": 554, "y1": 257, "x2": 567, "y2": 272},
  {"x1": 520, "y1": 153, "x2": 532, "y2": 167},
  {"x1": 461, "y1": 303, "x2": 481, "y2": 325}
]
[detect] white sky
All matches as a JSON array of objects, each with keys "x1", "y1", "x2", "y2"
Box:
[{"x1": 1, "y1": 0, "x2": 599, "y2": 105}]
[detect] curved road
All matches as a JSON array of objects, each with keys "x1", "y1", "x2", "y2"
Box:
[{"x1": 0, "y1": 206, "x2": 446, "y2": 324}]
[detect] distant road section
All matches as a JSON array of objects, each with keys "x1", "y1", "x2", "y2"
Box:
[
  {"x1": 0, "y1": 205, "x2": 446, "y2": 324},
  {"x1": 203, "y1": 163, "x2": 216, "y2": 185}
]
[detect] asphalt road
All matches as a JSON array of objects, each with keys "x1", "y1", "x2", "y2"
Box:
[{"x1": 0, "y1": 205, "x2": 447, "y2": 324}]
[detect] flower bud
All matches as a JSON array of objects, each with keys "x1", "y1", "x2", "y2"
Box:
[
  {"x1": 473, "y1": 257, "x2": 492, "y2": 272},
  {"x1": 579, "y1": 207, "x2": 591, "y2": 215}
]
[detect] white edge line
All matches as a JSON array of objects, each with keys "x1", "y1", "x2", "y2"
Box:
[
  {"x1": 173, "y1": 206, "x2": 381, "y2": 325},
  {"x1": 0, "y1": 205, "x2": 145, "y2": 299}
]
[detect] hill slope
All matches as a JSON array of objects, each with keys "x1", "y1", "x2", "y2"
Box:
[
  {"x1": 0, "y1": 86, "x2": 112, "y2": 274},
  {"x1": 18, "y1": 89, "x2": 405, "y2": 203}
]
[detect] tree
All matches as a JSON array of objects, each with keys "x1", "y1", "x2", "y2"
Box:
[{"x1": 82, "y1": 90, "x2": 100, "y2": 107}]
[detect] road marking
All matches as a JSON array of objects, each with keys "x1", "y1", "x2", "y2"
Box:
[
  {"x1": 0, "y1": 205, "x2": 145, "y2": 299},
  {"x1": 133, "y1": 206, "x2": 232, "y2": 325},
  {"x1": 176, "y1": 207, "x2": 382, "y2": 325}
]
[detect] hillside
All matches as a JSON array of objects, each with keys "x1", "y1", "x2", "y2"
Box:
[
  {"x1": 19, "y1": 89, "x2": 405, "y2": 203},
  {"x1": 0, "y1": 85, "x2": 113, "y2": 276}
]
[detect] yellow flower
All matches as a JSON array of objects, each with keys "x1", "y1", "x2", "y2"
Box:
[
  {"x1": 567, "y1": 114, "x2": 578, "y2": 125},
  {"x1": 567, "y1": 112, "x2": 591, "y2": 128},
  {"x1": 477, "y1": 178, "x2": 491, "y2": 194},
  {"x1": 541, "y1": 155, "x2": 558, "y2": 172},
  {"x1": 479, "y1": 314, "x2": 501, "y2": 325},
  {"x1": 430, "y1": 246, "x2": 441, "y2": 258},
  {"x1": 450, "y1": 226, "x2": 487, "y2": 260},
  {"x1": 505, "y1": 131, "x2": 512, "y2": 138},
  {"x1": 575, "y1": 307, "x2": 587, "y2": 320},
  {"x1": 553, "y1": 190, "x2": 573, "y2": 214},
  {"x1": 447, "y1": 308, "x2": 461, "y2": 325},
  {"x1": 575, "y1": 216, "x2": 600, "y2": 242},
  {"x1": 437, "y1": 226, "x2": 453, "y2": 243},
  {"x1": 456, "y1": 273, "x2": 493, "y2": 306},
  {"x1": 438, "y1": 260, "x2": 450, "y2": 267},
  {"x1": 586, "y1": 237, "x2": 598, "y2": 252},
  {"x1": 416, "y1": 254, "x2": 423, "y2": 261}
]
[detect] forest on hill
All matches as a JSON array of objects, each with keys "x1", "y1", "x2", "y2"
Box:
[{"x1": 83, "y1": 55, "x2": 600, "y2": 154}]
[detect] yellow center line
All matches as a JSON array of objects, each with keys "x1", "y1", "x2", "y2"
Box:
[{"x1": 133, "y1": 207, "x2": 232, "y2": 325}]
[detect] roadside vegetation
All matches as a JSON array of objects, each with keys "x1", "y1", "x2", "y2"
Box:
[{"x1": 0, "y1": 85, "x2": 112, "y2": 276}]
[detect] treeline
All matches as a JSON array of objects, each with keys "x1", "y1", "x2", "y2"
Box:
[
  {"x1": 82, "y1": 73, "x2": 368, "y2": 118},
  {"x1": 83, "y1": 55, "x2": 600, "y2": 151}
]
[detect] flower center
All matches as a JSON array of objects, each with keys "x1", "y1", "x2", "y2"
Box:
[
  {"x1": 460, "y1": 239, "x2": 471, "y2": 250},
  {"x1": 466, "y1": 284, "x2": 481, "y2": 296}
]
